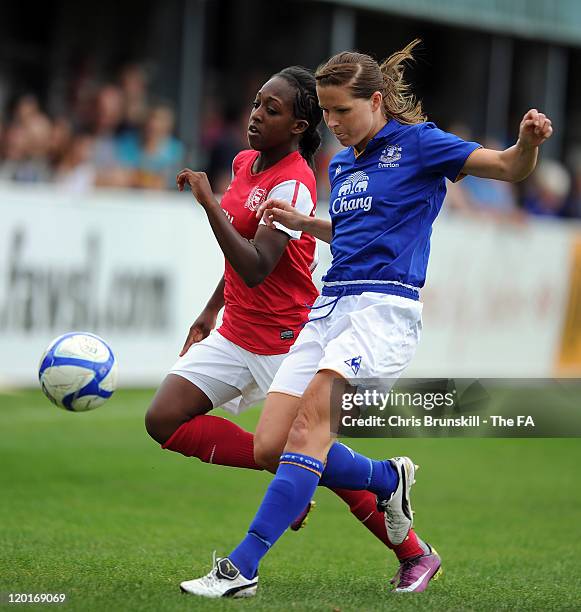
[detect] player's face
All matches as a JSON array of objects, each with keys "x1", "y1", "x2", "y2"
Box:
[
  {"x1": 317, "y1": 84, "x2": 381, "y2": 150},
  {"x1": 247, "y1": 77, "x2": 305, "y2": 151}
]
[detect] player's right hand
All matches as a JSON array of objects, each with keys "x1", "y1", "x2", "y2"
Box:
[
  {"x1": 179, "y1": 310, "x2": 217, "y2": 356},
  {"x1": 256, "y1": 198, "x2": 306, "y2": 231},
  {"x1": 176, "y1": 168, "x2": 215, "y2": 208}
]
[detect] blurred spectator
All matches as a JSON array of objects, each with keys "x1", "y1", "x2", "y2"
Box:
[
  {"x1": 13, "y1": 94, "x2": 42, "y2": 126},
  {"x1": 445, "y1": 168, "x2": 523, "y2": 222},
  {"x1": 458, "y1": 174, "x2": 518, "y2": 213},
  {"x1": 55, "y1": 133, "x2": 96, "y2": 193},
  {"x1": 200, "y1": 95, "x2": 226, "y2": 152},
  {"x1": 444, "y1": 130, "x2": 523, "y2": 222},
  {"x1": 116, "y1": 104, "x2": 183, "y2": 189},
  {"x1": 19, "y1": 113, "x2": 54, "y2": 182},
  {"x1": 0, "y1": 124, "x2": 28, "y2": 181},
  {"x1": 89, "y1": 84, "x2": 125, "y2": 179},
  {"x1": 206, "y1": 108, "x2": 247, "y2": 194},
  {"x1": 118, "y1": 63, "x2": 149, "y2": 133},
  {"x1": 447, "y1": 121, "x2": 472, "y2": 142},
  {"x1": 523, "y1": 159, "x2": 571, "y2": 217},
  {"x1": 0, "y1": 116, "x2": 4, "y2": 147},
  {"x1": 69, "y1": 56, "x2": 101, "y2": 133},
  {"x1": 3, "y1": 60, "x2": 576, "y2": 207},
  {"x1": 48, "y1": 117, "x2": 73, "y2": 166},
  {"x1": 0, "y1": 66, "x2": 189, "y2": 192},
  {"x1": 0, "y1": 104, "x2": 53, "y2": 183},
  {"x1": 461, "y1": 138, "x2": 519, "y2": 213}
]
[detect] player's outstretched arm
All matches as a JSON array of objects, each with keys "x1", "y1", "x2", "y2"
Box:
[
  {"x1": 256, "y1": 199, "x2": 333, "y2": 244},
  {"x1": 177, "y1": 168, "x2": 290, "y2": 288},
  {"x1": 179, "y1": 275, "x2": 225, "y2": 356},
  {"x1": 461, "y1": 109, "x2": 553, "y2": 183}
]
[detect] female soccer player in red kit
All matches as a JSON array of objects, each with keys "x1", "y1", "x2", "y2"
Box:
[{"x1": 145, "y1": 66, "x2": 433, "y2": 574}]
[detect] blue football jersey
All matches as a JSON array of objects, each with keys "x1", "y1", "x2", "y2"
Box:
[{"x1": 324, "y1": 120, "x2": 481, "y2": 296}]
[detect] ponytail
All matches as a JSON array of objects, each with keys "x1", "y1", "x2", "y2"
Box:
[
  {"x1": 298, "y1": 128, "x2": 322, "y2": 170},
  {"x1": 316, "y1": 40, "x2": 426, "y2": 125},
  {"x1": 378, "y1": 39, "x2": 425, "y2": 124},
  {"x1": 275, "y1": 66, "x2": 323, "y2": 169}
]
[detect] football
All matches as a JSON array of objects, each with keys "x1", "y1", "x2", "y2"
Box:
[{"x1": 38, "y1": 332, "x2": 118, "y2": 412}]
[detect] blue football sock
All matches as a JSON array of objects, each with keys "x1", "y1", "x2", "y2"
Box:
[
  {"x1": 229, "y1": 452, "x2": 323, "y2": 579},
  {"x1": 318, "y1": 442, "x2": 399, "y2": 499}
]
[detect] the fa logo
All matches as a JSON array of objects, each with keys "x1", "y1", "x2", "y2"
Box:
[
  {"x1": 245, "y1": 186, "x2": 267, "y2": 211},
  {"x1": 378, "y1": 144, "x2": 402, "y2": 168},
  {"x1": 337, "y1": 171, "x2": 369, "y2": 196},
  {"x1": 344, "y1": 355, "x2": 362, "y2": 375},
  {"x1": 335, "y1": 164, "x2": 342, "y2": 177}
]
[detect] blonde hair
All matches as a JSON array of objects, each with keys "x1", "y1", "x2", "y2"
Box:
[{"x1": 315, "y1": 39, "x2": 426, "y2": 125}]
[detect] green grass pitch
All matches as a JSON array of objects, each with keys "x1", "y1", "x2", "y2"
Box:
[{"x1": 1, "y1": 389, "x2": 580, "y2": 611}]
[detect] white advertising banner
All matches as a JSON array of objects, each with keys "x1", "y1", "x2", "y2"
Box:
[
  {"x1": 0, "y1": 185, "x2": 225, "y2": 386},
  {"x1": 411, "y1": 215, "x2": 577, "y2": 377},
  {"x1": 0, "y1": 184, "x2": 579, "y2": 386}
]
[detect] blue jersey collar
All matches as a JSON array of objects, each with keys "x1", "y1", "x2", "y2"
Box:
[{"x1": 352, "y1": 119, "x2": 400, "y2": 158}]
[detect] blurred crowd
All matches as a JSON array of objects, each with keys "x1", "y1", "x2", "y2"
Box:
[
  {"x1": 0, "y1": 65, "x2": 184, "y2": 192},
  {"x1": 1, "y1": 67, "x2": 580, "y2": 221},
  {"x1": 444, "y1": 124, "x2": 581, "y2": 221}
]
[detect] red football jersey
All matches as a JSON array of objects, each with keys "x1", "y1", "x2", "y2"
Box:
[{"x1": 217, "y1": 150, "x2": 319, "y2": 355}]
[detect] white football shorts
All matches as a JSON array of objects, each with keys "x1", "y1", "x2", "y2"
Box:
[
  {"x1": 269, "y1": 292, "x2": 423, "y2": 397},
  {"x1": 169, "y1": 330, "x2": 291, "y2": 415}
]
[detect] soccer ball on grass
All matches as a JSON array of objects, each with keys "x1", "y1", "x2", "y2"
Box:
[{"x1": 38, "y1": 332, "x2": 118, "y2": 411}]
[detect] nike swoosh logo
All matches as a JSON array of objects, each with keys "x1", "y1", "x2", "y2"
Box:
[{"x1": 398, "y1": 568, "x2": 431, "y2": 592}]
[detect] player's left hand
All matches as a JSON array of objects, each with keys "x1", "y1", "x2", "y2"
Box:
[
  {"x1": 176, "y1": 169, "x2": 215, "y2": 207},
  {"x1": 518, "y1": 109, "x2": 553, "y2": 147}
]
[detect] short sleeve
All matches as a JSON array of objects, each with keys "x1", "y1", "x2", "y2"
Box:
[
  {"x1": 231, "y1": 151, "x2": 245, "y2": 177},
  {"x1": 418, "y1": 123, "x2": 481, "y2": 182},
  {"x1": 259, "y1": 179, "x2": 314, "y2": 239}
]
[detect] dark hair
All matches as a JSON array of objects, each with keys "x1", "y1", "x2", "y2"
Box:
[
  {"x1": 315, "y1": 40, "x2": 426, "y2": 125},
  {"x1": 274, "y1": 66, "x2": 322, "y2": 169}
]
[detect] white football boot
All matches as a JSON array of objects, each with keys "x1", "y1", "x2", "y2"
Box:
[
  {"x1": 377, "y1": 456, "x2": 417, "y2": 545},
  {"x1": 180, "y1": 553, "x2": 258, "y2": 598}
]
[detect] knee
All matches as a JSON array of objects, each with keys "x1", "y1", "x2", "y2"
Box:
[
  {"x1": 286, "y1": 412, "x2": 311, "y2": 450},
  {"x1": 144, "y1": 403, "x2": 172, "y2": 445},
  {"x1": 253, "y1": 435, "x2": 283, "y2": 472},
  {"x1": 286, "y1": 385, "x2": 322, "y2": 447}
]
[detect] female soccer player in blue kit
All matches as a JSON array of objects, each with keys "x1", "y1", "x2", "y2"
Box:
[{"x1": 181, "y1": 41, "x2": 553, "y2": 598}]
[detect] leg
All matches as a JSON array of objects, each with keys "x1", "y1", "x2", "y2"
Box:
[
  {"x1": 253, "y1": 380, "x2": 426, "y2": 557},
  {"x1": 253, "y1": 392, "x2": 300, "y2": 473},
  {"x1": 283, "y1": 373, "x2": 401, "y2": 506},
  {"x1": 146, "y1": 332, "x2": 265, "y2": 469},
  {"x1": 226, "y1": 373, "x2": 412, "y2": 578},
  {"x1": 250, "y1": 317, "x2": 327, "y2": 472},
  {"x1": 145, "y1": 374, "x2": 212, "y2": 444},
  {"x1": 180, "y1": 295, "x2": 433, "y2": 597},
  {"x1": 254, "y1": 392, "x2": 319, "y2": 531},
  {"x1": 224, "y1": 370, "x2": 340, "y2": 581},
  {"x1": 145, "y1": 373, "x2": 260, "y2": 470},
  {"x1": 284, "y1": 369, "x2": 339, "y2": 459}
]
